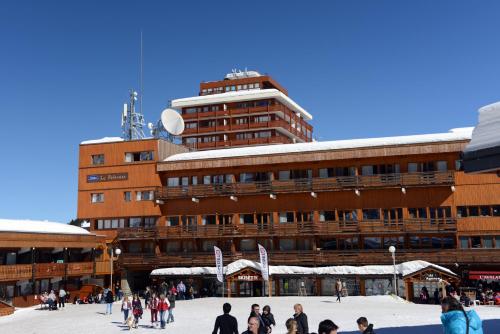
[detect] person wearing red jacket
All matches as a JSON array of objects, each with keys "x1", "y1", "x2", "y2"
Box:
[
  {"x1": 158, "y1": 294, "x2": 170, "y2": 329},
  {"x1": 148, "y1": 293, "x2": 160, "y2": 327}
]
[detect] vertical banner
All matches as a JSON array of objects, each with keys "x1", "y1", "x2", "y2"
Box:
[
  {"x1": 214, "y1": 246, "x2": 224, "y2": 283},
  {"x1": 258, "y1": 244, "x2": 269, "y2": 281}
]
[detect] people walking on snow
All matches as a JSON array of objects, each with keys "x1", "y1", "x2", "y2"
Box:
[
  {"x1": 47, "y1": 290, "x2": 57, "y2": 310},
  {"x1": 104, "y1": 287, "x2": 114, "y2": 315},
  {"x1": 356, "y1": 317, "x2": 375, "y2": 334},
  {"x1": 158, "y1": 293, "x2": 170, "y2": 329},
  {"x1": 243, "y1": 316, "x2": 260, "y2": 334},
  {"x1": 335, "y1": 279, "x2": 342, "y2": 303},
  {"x1": 148, "y1": 292, "x2": 159, "y2": 327},
  {"x1": 212, "y1": 302, "x2": 239, "y2": 334},
  {"x1": 293, "y1": 303, "x2": 309, "y2": 334},
  {"x1": 132, "y1": 293, "x2": 143, "y2": 328},
  {"x1": 286, "y1": 318, "x2": 298, "y2": 334},
  {"x1": 121, "y1": 295, "x2": 132, "y2": 323},
  {"x1": 262, "y1": 305, "x2": 276, "y2": 332},
  {"x1": 177, "y1": 280, "x2": 186, "y2": 300},
  {"x1": 317, "y1": 319, "x2": 339, "y2": 334},
  {"x1": 440, "y1": 296, "x2": 483, "y2": 334},
  {"x1": 248, "y1": 304, "x2": 268, "y2": 334},
  {"x1": 167, "y1": 290, "x2": 176, "y2": 323},
  {"x1": 58, "y1": 288, "x2": 66, "y2": 308}
]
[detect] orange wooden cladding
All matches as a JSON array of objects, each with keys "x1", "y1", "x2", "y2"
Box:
[
  {"x1": 0, "y1": 264, "x2": 32, "y2": 281},
  {"x1": 457, "y1": 217, "x2": 500, "y2": 233},
  {"x1": 94, "y1": 261, "x2": 111, "y2": 275},
  {"x1": 67, "y1": 262, "x2": 94, "y2": 276},
  {"x1": 199, "y1": 75, "x2": 289, "y2": 96},
  {"x1": 34, "y1": 263, "x2": 65, "y2": 278}
]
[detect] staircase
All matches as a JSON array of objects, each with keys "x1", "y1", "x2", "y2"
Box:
[{"x1": 0, "y1": 300, "x2": 14, "y2": 317}]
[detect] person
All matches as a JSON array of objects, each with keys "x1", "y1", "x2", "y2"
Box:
[
  {"x1": 148, "y1": 292, "x2": 159, "y2": 327},
  {"x1": 58, "y1": 288, "x2": 66, "y2": 308},
  {"x1": 440, "y1": 296, "x2": 483, "y2": 334},
  {"x1": 212, "y1": 302, "x2": 239, "y2": 334},
  {"x1": 158, "y1": 293, "x2": 170, "y2": 329},
  {"x1": 262, "y1": 305, "x2": 276, "y2": 332},
  {"x1": 144, "y1": 286, "x2": 151, "y2": 309},
  {"x1": 248, "y1": 304, "x2": 268, "y2": 334},
  {"x1": 335, "y1": 279, "x2": 342, "y2": 303},
  {"x1": 177, "y1": 280, "x2": 186, "y2": 300},
  {"x1": 420, "y1": 287, "x2": 429, "y2": 304},
  {"x1": 317, "y1": 320, "x2": 339, "y2": 334},
  {"x1": 286, "y1": 318, "x2": 298, "y2": 334},
  {"x1": 460, "y1": 292, "x2": 471, "y2": 307},
  {"x1": 243, "y1": 317, "x2": 260, "y2": 334},
  {"x1": 167, "y1": 290, "x2": 176, "y2": 323},
  {"x1": 293, "y1": 304, "x2": 308, "y2": 334},
  {"x1": 105, "y1": 288, "x2": 114, "y2": 315},
  {"x1": 356, "y1": 317, "x2": 375, "y2": 334},
  {"x1": 115, "y1": 283, "x2": 121, "y2": 301},
  {"x1": 121, "y1": 295, "x2": 131, "y2": 324},
  {"x1": 132, "y1": 294, "x2": 143, "y2": 328},
  {"x1": 47, "y1": 290, "x2": 57, "y2": 310}
]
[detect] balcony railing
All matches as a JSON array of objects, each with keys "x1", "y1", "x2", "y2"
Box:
[
  {"x1": 156, "y1": 171, "x2": 455, "y2": 200},
  {"x1": 34, "y1": 263, "x2": 65, "y2": 278},
  {"x1": 67, "y1": 262, "x2": 94, "y2": 276},
  {"x1": 120, "y1": 248, "x2": 500, "y2": 268},
  {"x1": 0, "y1": 264, "x2": 32, "y2": 282},
  {"x1": 117, "y1": 219, "x2": 457, "y2": 240}
]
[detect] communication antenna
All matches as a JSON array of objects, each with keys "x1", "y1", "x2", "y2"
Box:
[
  {"x1": 121, "y1": 90, "x2": 146, "y2": 140},
  {"x1": 150, "y1": 108, "x2": 185, "y2": 142}
]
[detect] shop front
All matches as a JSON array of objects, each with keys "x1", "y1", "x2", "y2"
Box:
[
  {"x1": 403, "y1": 267, "x2": 459, "y2": 302},
  {"x1": 227, "y1": 268, "x2": 265, "y2": 297}
]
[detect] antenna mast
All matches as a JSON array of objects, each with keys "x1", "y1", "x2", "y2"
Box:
[{"x1": 140, "y1": 29, "x2": 143, "y2": 115}]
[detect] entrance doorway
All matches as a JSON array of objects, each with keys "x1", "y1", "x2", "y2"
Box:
[{"x1": 238, "y1": 281, "x2": 263, "y2": 297}]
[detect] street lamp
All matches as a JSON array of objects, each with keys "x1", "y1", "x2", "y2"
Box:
[
  {"x1": 388, "y1": 246, "x2": 397, "y2": 296},
  {"x1": 110, "y1": 248, "x2": 121, "y2": 293}
]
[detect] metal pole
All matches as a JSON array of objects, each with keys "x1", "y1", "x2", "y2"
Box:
[
  {"x1": 392, "y1": 253, "x2": 397, "y2": 296},
  {"x1": 110, "y1": 249, "x2": 113, "y2": 292}
]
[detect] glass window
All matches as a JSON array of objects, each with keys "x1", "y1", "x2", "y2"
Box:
[
  {"x1": 203, "y1": 175, "x2": 211, "y2": 185},
  {"x1": 128, "y1": 242, "x2": 141, "y2": 253},
  {"x1": 408, "y1": 163, "x2": 418, "y2": 173},
  {"x1": 119, "y1": 219, "x2": 125, "y2": 228},
  {"x1": 437, "y1": 161, "x2": 448, "y2": 172},
  {"x1": 192, "y1": 176, "x2": 198, "y2": 185},
  {"x1": 166, "y1": 241, "x2": 181, "y2": 252},
  {"x1": 240, "y1": 173, "x2": 254, "y2": 183},
  {"x1": 279, "y1": 212, "x2": 294, "y2": 223},
  {"x1": 167, "y1": 216, "x2": 180, "y2": 226},
  {"x1": 129, "y1": 217, "x2": 142, "y2": 228},
  {"x1": 91, "y1": 154, "x2": 104, "y2": 165},
  {"x1": 457, "y1": 206, "x2": 467, "y2": 218},
  {"x1": 480, "y1": 206, "x2": 491, "y2": 216},
  {"x1": 167, "y1": 177, "x2": 179, "y2": 187},
  {"x1": 278, "y1": 170, "x2": 290, "y2": 180},
  {"x1": 136, "y1": 191, "x2": 154, "y2": 201},
  {"x1": 319, "y1": 168, "x2": 330, "y2": 178},
  {"x1": 111, "y1": 219, "x2": 119, "y2": 228},
  {"x1": 442, "y1": 237, "x2": 454, "y2": 249},
  {"x1": 410, "y1": 236, "x2": 420, "y2": 248},
  {"x1": 361, "y1": 166, "x2": 374, "y2": 176},
  {"x1": 363, "y1": 209, "x2": 380, "y2": 220},
  {"x1": 202, "y1": 240, "x2": 217, "y2": 252},
  {"x1": 124, "y1": 191, "x2": 131, "y2": 202},
  {"x1": 363, "y1": 237, "x2": 381, "y2": 249},
  {"x1": 459, "y1": 237, "x2": 469, "y2": 249},
  {"x1": 469, "y1": 207, "x2": 479, "y2": 216},
  {"x1": 496, "y1": 236, "x2": 500, "y2": 248},
  {"x1": 483, "y1": 237, "x2": 493, "y2": 248},
  {"x1": 471, "y1": 236, "x2": 481, "y2": 248},
  {"x1": 239, "y1": 214, "x2": 254, "y2": 224},
  {"x1": 125, "y1": 151, "x2": 154, "y2": 162},
  {"x1": 279, "y1": 239, "x2": 294, "y2": 251},
  {"x1": 104, "y1": 220, "x2": 111, "y2": 229},
  {"x1": 240, "y1": 239, "x2": 256, "y2": 251},
  {"x1": 181, "y1": 177, "x2": 189, "y2": 186},
  {"x1": 91, "y1": 193, "x2": 104, "y2": 203},
  {"x1": 455, "y1": 160, "x2": 463, "y2": 171},
  {"x1": 202, "y1": 215, "x2": 216, "y2": 225},
  {"x1": 319, "y1": 211, "x2": 335, "y2": 222},
  {"x1": 97, "y1": 220, "x2": 103, "y2": 229}
]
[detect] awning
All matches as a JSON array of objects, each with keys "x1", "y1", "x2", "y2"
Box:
[{"x1": 468, "y1": 271, "x2": 500, "y2": 280}]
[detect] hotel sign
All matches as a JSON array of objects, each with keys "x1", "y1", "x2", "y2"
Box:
[
  {"x1": 87, "y1": 173, "x2": 128, "y2": 183},
  {"x1": 237, "y1": 275, "x2": 260, "y2": 281}
]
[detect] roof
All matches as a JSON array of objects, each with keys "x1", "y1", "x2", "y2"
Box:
[
  {"x1": 171, "y1": 88, "x2": 312, "y2": 120},
  {"x1": 0, "y1": 219, "x2": 92, "y2": 235},
  {"x1": 150, "y1": 259, "x2": 456, "y2": 277},
  {"x1": 80, "y1": 137, "x2": 124, "y2": 145},
  {"x1": 465, "y1": 101, "x2": 500, "y2": 152},
  {"x1": 164, "y1": 127, "x2": 473, "y2": 162}
]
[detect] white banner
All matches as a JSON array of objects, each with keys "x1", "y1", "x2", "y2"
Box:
[
  {"x1": 214, "y1": 246, "x2": 224, "y2": 283},
  {"x1": 258, "y1": 244, "x2": 269, "y2": 281}
]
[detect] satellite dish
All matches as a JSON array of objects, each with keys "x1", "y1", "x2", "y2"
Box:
[
  {"x1": 161, "y1": 108, "x2": 184, "y2": 136},
  {"x1": 147, "y1": 122, "x2": 154, "y2": 130}
]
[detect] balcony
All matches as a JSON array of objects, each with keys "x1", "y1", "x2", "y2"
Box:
[
  {"x1": 34, "y1": 263, "x2": 65, "y2": 278},
  {"x1": 156, "y1": 171, "x2": 455, "y2": 200},
  {"x1": 0, "y1": 264, "x2": 32, "y2": 282},
  {"x1": 117, "y1": 219, "x2": 457, "y2": 240},
  {"x1": 67, "y1": 262, "x2": 94, "y2": 276}
]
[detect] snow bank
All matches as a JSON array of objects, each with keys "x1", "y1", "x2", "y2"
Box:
[
  {"x1": 464, "y1": 101, "x2": 500, "y2": 152},
  {"x1": 0, "y1": 219, "x2": 91, "y2": 235},
  {"x1": 165, "y1": 127, "x2": 473, "y2": 162},
  {"x1": 150, "y1": 259, "x2": 456, "y2": 278},
  {"x1": 80, "y1": 137, "x2": 124, "y2": 145}
]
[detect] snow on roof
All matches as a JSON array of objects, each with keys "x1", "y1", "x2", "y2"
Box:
[
  {"x1": 150, "y1": 259, "x2": 456, "y2": 277},
  {"x1": 0, "y1": 219, "x2": 92, "y2": 235},
  {"x1": 80, "y1": 137, "x2": 124, "y2": 145},
  {"x1": 464, "y1": 101, "x2": 500, "y2": 152},
  {"x1": 165, "y1": 127, "x2": 473, "y2": 162},
  {"x1": 171, "y1": 88, "x2": 312, "y2": 120}
]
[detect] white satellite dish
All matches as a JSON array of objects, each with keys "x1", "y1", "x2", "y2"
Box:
[{"x1": 161, "y1": 108, "x2": 185, "y2": 136}]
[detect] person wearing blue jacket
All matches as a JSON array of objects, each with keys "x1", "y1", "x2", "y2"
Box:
[{"x1": 440, "y1": 296, "x2": 483, "y2": 334}]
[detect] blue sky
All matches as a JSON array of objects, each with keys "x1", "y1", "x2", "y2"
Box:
[{"x1": 1, "y1": 1, "x2": 500, "y2": 223}]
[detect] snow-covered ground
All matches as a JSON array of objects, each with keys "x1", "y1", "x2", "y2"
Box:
[{"x1": 0, "y1": 296, "x2": 498, "y2": 333}]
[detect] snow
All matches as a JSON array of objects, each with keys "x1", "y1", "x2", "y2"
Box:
[
  {"x1": 80, "y1": 137, "x2": 124, "y2": 145},
  {"x1": 0, "y1": 296, "x2": 498, "y2": 334},
  {"x1": 0, "y1": 219, "x2": 91, "y2": 235},
  {"x1": 164, "y1": 127, "x2": 474, "y2": 162},
  {"x1": 150, "y1": 259, "x2": 456, "y2": 278},
  {"x1": 171, "y1": 88, "x2": 313, "y2": 120},
  {"x1": 465, "y1": 101, "x2": 500, "y2": 152}
]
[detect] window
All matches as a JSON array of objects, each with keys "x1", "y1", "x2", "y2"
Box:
[
  {"x1": 383, "y1": 208, "x2": 403, "y2": 222},
  {"x1": 240, "y1": 173, "x2": 254, "y2": 183},
  {"x1": 104, "y1": 220, "x2": 111, "y2": 229},
  {"x1": 408, "y1": 163, "x2": 418, "y2": 173},
  {"x1": 167, "y1": 216, "x2": 180, "y2": 226},
  {"x1": 136, "y1": 191, "x2": 154, "y2": 201},
  {"x1": 279, "y1": 212, "x2": 294, "y2": 223},
  {"x1": 279, "y1": 239, "x2": 294, "y2": 251},
  {"x1": 167, "y1": 177, "x2": 179, "y2": 187},
  {"x1": 111, "y1": 219, "x2": 119, "y2": 229},
  {"x1": 383, "y1": 237, "x2": 404, "y2": 248},
  {"x1": 185, "y1": 107, "x2": 198, "y2": 114},
  {"x1": 496, "y1": 236, "x2": 500, "y2": 248},
  {"x1": 279, "y1": 170, "x2": 290, "y2": 180},
  {"x1": 203, "y1": 175, "x2": 211, "y2": 185},
  {"x1": 124, "y1": 191, "x2": 131, "y2": 202},
  {"x1": 319, "y1": 211, "x2": 336, "y2": 222},
  {"x1": 125, "y1": 151, "x2": 154, "y2": 162},
  {"x1": 338, "y1": 210, "x2": 357, "y2": 221},
  {"x1": 363, "y1": 237, "x2": 382, "y2": 249},
  {"x1": 437, "y1": 161, "x2": 448, "y2": 172},
  {"x1": 240, "y1": 239, "x2": 256, "y2": 251},
  {"x1": 480, "y1": 206, "x2": 491, "y2": 216},
  {"x1": 442, "y1": 237, "x2": 455, "y2": 249},
  {"x1": 319, "y1": 168, "x2": 331, "y2": 178},
  {"x1": 129, "y1": 217, "x2": 142, "y2": 228},
  {"x1": 97, "y1": 220, "x2": 103, "y2": 229},
  {"x1": 455, "y1": 160, "x2": 463, "y2": 171},
  {"x1": 185, "y1": 122, "x2": 197, "y2": 129},
  {"x1": 212, "y1": 175, "x2": 225, "y2": 184},
  {"x1": 468, "y1": 206, "x2": 479, "y2": 217},
  {"x1": 235, "y1": 117, "x2": 248, "y2": 125},
  {"x1": 255, "y1": 131, "x2": 272, "y2": 138},
  {"x1": 408, "y1": 208, "x2": 427, "y2": 219},
  {"x1": 430, "y1": 207, "x2": 451, "y2": 221},
  {"x1": 483, "y1": 237, "x2": 493, "y2": 248},
  {"x1": 240, "y1": 214, "x2": 254, "y2": 224},
  {"x1": 493, "y1": 205, "x2": 500, "y2": 216},
  {"x1": 91, "y1": 193, "x2": 104, "y2": 203},
  {"x1": 457, "y1": 206, "x2": 467, "y2": 218},
  {"x1": 338, "y1": 237, "x2": 358, "y2": 250},
  {"x1": 471, "y1": 236, "x2": 482, "y2": 248},
  {"x1": 128, "y1": 242, "x2": 141, "y2": 253},
  {"x1": 320, "y1": 239, "x2": 337, "y2": 250},
  {"x1": 91, "y1": 154, "x2": 104, "y2": 165},
  {"x1": 202, "y1": 215, "x2": 216, "y2": 225},
  {"x1": 192, "y1": 176, "x2": 198, "y2": 185},
  {"x1": 181, "y1": 177, "x2": 189, "y2": 186},
  {"x1": 362, "y1": 209, "x2": 380, "y2": 220}
]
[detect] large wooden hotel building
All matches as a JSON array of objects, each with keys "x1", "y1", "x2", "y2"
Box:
[{"x1": 77, "y1": 71, "x2": 500, "y2": 299}]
